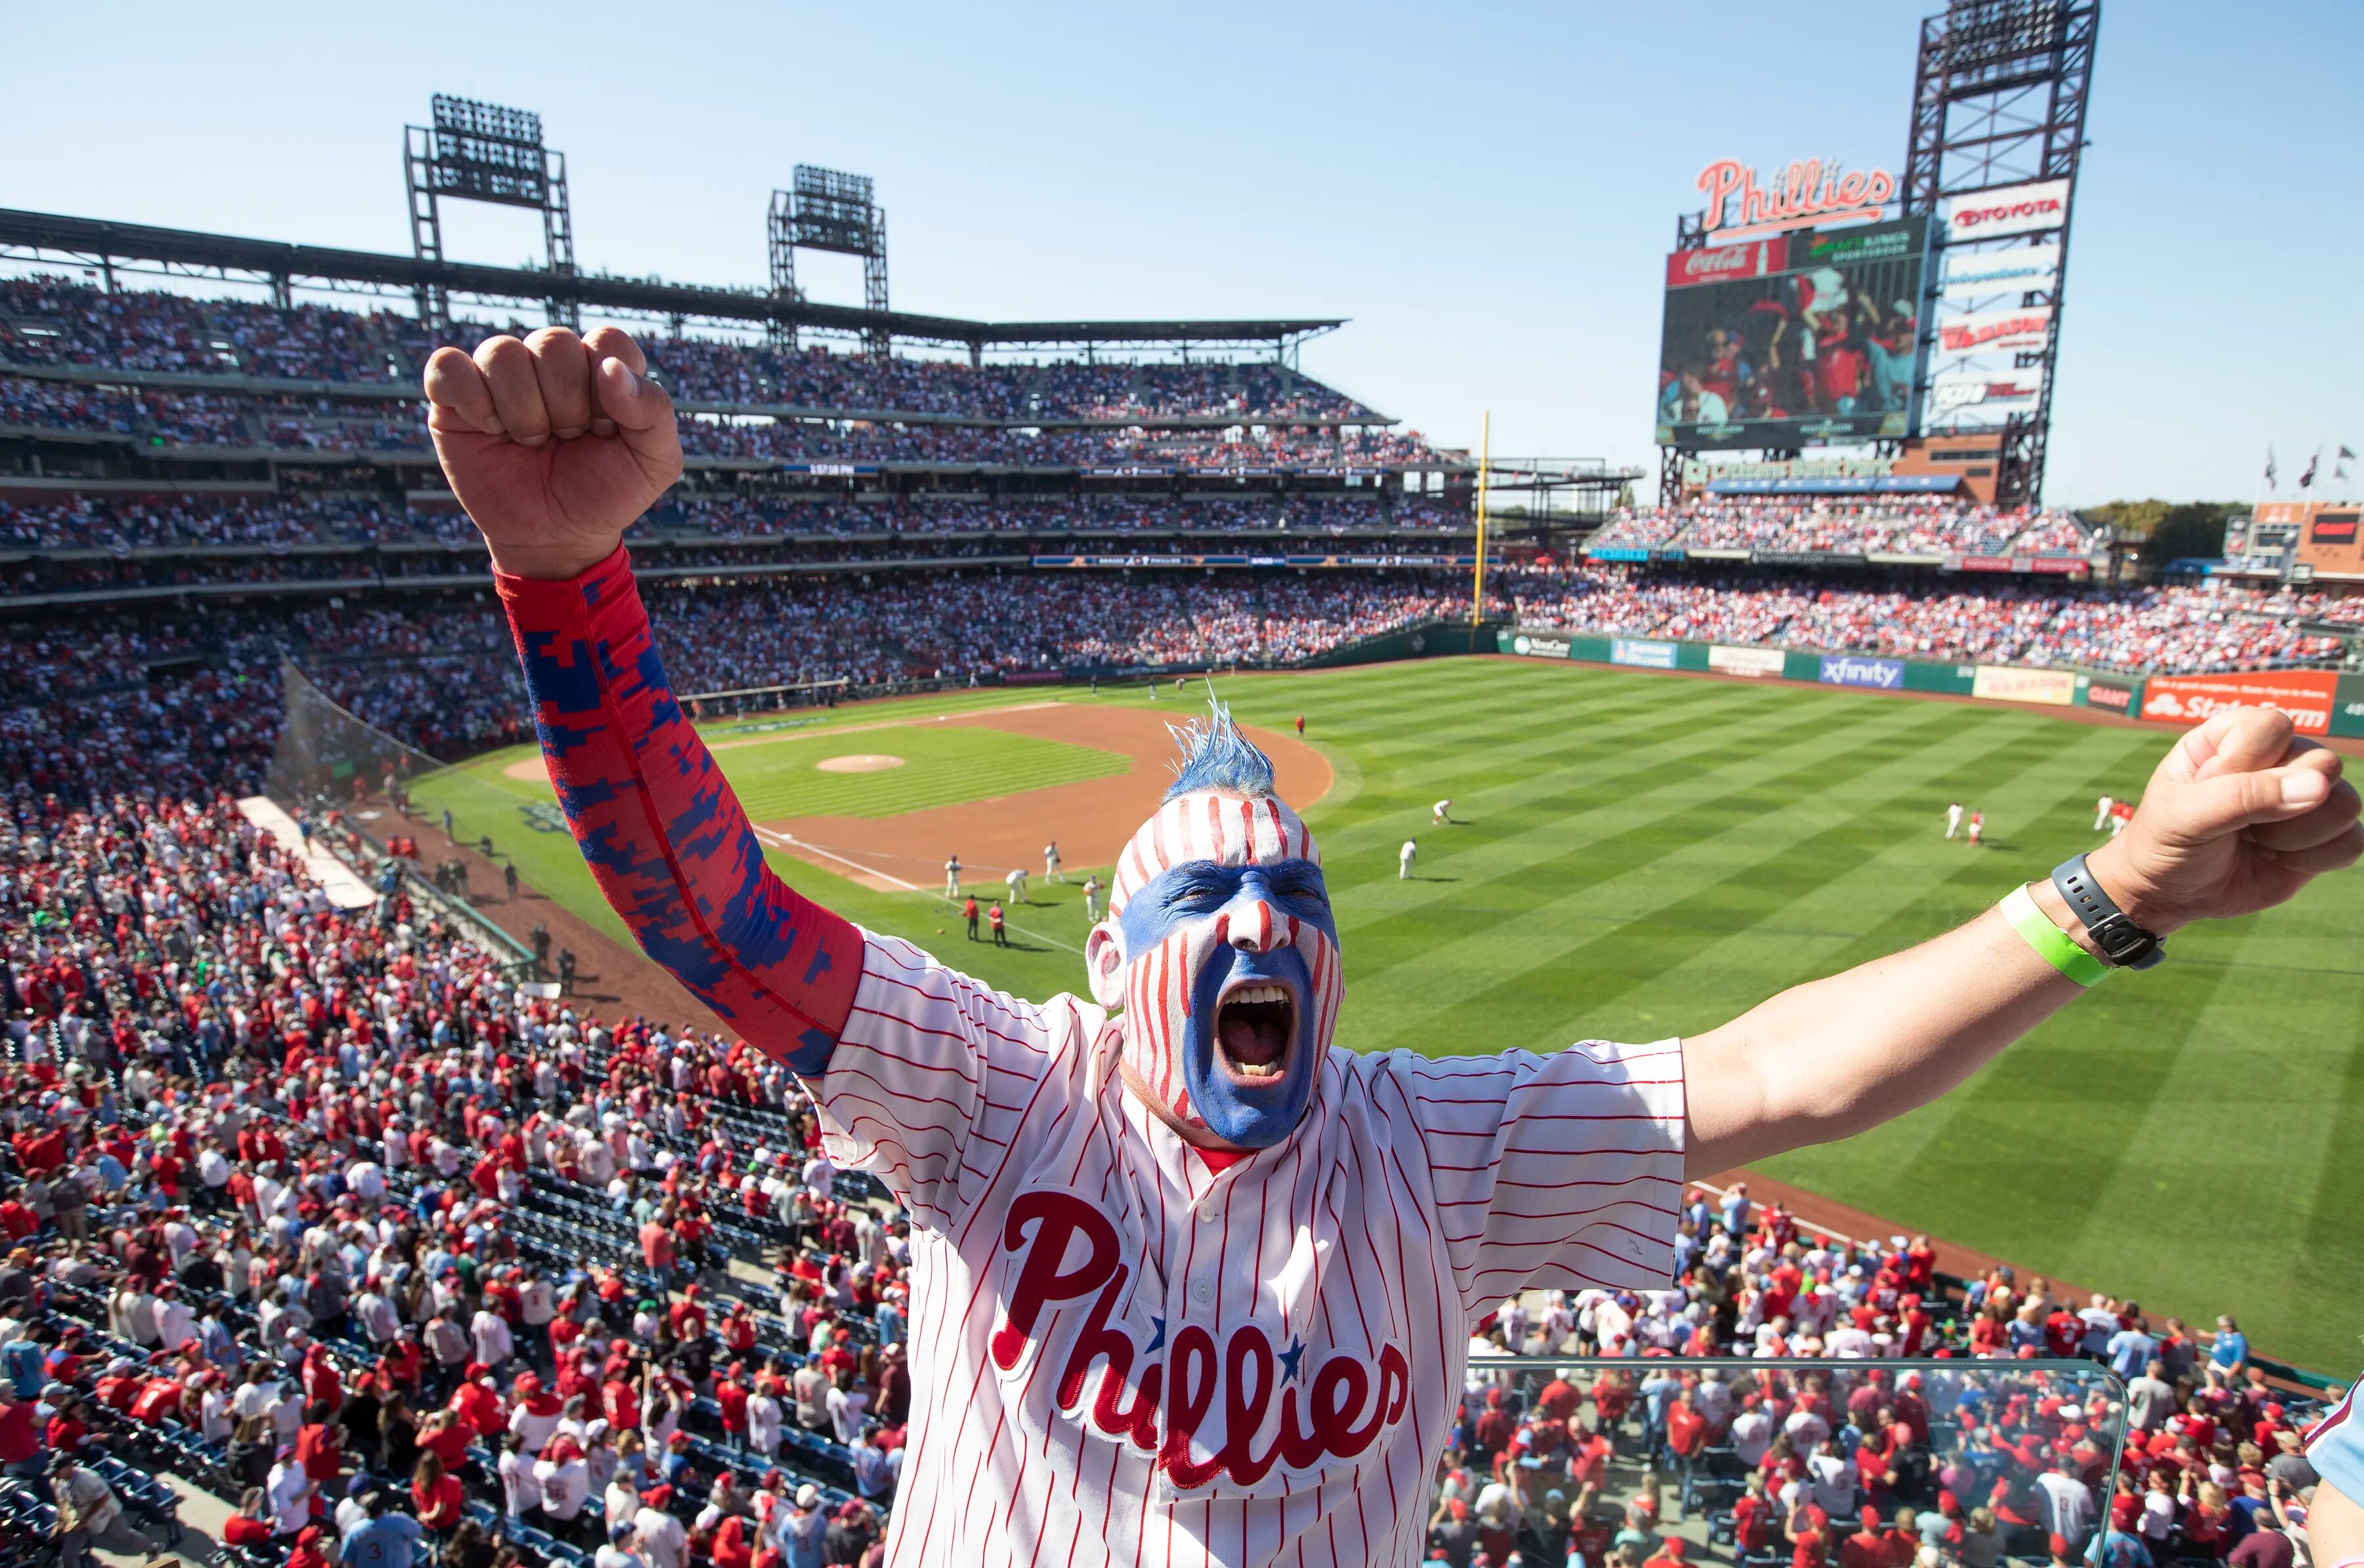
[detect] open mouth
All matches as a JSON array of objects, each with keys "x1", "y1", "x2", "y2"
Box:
[{"x1": 1215, "y1": 981, "x2": 1296, "y2": 1082}]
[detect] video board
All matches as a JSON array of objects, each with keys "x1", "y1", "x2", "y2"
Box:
[{"x1": 1655, "y1": 215, "x2": 1931, "y2": 450}]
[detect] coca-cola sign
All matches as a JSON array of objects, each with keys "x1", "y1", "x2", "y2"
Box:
[
  {"x1": 1697, "y1": 158, "x2": 1896, "y2": 240},
  {"x1": 1664, "y1": 236, "x2": 1790, "y2": 289}
]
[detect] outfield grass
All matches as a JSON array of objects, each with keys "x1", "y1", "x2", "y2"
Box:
[{"x1": 417, "y1": 660, "x2": 2364, "y2": 1373}]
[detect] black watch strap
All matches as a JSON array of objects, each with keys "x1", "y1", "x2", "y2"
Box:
[{"x1": 2051, "y1": 854, "x2": 2164, "y2": 970}]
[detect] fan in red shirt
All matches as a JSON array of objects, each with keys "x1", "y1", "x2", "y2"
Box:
[{"x1": 1837, "y1": 1507, "x2": 1888, "y2": 1568}]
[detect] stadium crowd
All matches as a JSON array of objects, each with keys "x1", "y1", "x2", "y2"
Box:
[
  {"x1": 1509, "y1": 569, "x2": 2346, "y2": 674},
  {"x1": 0, "y1": 493, "x2": 1457, "y2": 553},
  {"x1": 0, "y1": 777, "x2": 2345, "y2": 1568},
  {"x1": 0, "y1": 276, "x2": 1376, "y2": 421},
  {"x1": 1585, "y1": 501, "x2": 2097, "y2": 560}
]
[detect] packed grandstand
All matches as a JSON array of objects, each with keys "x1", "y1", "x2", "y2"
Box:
[{"x1": 0, "y1": 251, "x2": 2359, "y2": 1568}]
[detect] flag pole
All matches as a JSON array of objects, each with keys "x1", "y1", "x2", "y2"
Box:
[{"x1": 1470, "y1": 411, "x2": 1491, "y2": 629}]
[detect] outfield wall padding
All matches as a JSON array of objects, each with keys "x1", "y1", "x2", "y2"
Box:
[{"x1": 1496, "y1": 627, "x2": 2165, "y2": 716}]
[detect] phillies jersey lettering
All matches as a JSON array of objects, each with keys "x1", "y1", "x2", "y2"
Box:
[{"x1": 829, "y1": 930, "x2": 1684, "y2": 1565}]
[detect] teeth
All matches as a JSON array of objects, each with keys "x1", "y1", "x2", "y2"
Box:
[
  {"x1": 1235, "y1": 1060, "x2": 1283, "y2": 1078},
  {"x1": 1227, "y1": 984, "x2": 1289, "y2": 1006}
]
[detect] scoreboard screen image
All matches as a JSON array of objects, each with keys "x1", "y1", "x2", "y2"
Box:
[{"x1": 1655, "y1": 216, "x2": 1931, "y2": 450}]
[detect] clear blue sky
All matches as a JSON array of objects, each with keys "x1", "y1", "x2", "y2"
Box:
[{"x1": 5, "y1": 0, "x2": 2355, "y2": 505}]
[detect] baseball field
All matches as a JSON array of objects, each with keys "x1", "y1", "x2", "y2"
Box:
[{"x1": 411, "y1": 655, "x2": 2364, "y2": 1374}]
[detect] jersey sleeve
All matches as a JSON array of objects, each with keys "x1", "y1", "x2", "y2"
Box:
[
  {"x1": 494, "y1": 546, "x2": 862, "y2": 1072},
  {"x1": 1379, "y1": 1039, "x2": 1686, "y2": 1318},
  {"x1": 814, "y1": 930, "x2": 1087, "y2": 1232},
  {"x1": 2305, "y1": 1380, "x2": 2363, "y2": 1504}
]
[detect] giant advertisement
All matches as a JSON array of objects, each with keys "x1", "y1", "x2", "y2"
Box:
[
  {"x1": 1656, "y1": 216, "x2": 1931, "y2": 450},
  {"x1": 1941, "y1": 242, "x2": 2061, "y2": 299},
  {"x1": 2139, "y1": 670, "x2": 2340, "y2": 735}
]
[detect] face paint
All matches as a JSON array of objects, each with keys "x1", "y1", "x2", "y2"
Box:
[{"x1": 1089, "y1": 790, "x2": 1342, "y2": 1149}]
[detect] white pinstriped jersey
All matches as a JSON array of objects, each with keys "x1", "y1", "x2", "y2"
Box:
[{"x1": 816, "y1": 930, "x2": 1686, "y2": 1568}]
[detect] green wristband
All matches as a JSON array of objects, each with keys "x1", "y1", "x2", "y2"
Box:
[{"x1": 2000, "y1": 884, "x2": 2111, "y2": 988}]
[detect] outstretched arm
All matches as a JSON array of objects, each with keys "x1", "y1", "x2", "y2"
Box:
[
  {"x1": 424, "y1": 326, "x2": 862, "y2": 1071},
  {"x1": 1682, "y1": 706, "x2": 2360, "y2": 1175}
]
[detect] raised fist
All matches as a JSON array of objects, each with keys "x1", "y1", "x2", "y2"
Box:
[
  {"x1": 2089, "y1": 705, "x2": 2361, "y2": 934},
  {"x1": 423, "y1": 326, "x2": 682, "y2": 580}
]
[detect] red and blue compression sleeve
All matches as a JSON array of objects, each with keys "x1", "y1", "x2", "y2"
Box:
[{"x1": 494, "y1": 545, "x2": 863, "y2": 1073}]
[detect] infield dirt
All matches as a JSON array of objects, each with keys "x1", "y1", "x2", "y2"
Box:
[{"x1": 759, "y1": 702, "x2": 1331, "y2": 887}]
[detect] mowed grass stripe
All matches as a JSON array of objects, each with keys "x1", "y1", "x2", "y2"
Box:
[
  {"x1": 1537, "y1": 717, "x2": 2122, "y2": 1048},
  {"x1": 1342, "y1": 699, "x2": 1990, "y2": 1051},
  {"x1": 2065, "y1": 896, "x2": 2364, "y2": 1355},
  {"x1": 1318, "y1": 682, "x2": 1883, "y2": 874}
]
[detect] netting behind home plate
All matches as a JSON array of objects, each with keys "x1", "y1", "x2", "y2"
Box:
[{"x1": 267, "y1": 660, "x2": 447, "y2": 813}]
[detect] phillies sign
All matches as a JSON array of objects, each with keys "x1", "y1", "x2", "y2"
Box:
[
  {"x1": 1945, "y1": 179, "x2": 2071, "y2": 241},
  {"x1": 1665, "y1": 236, "x2": 1789, "y2": 288},
  {"x1": 1697, "y1": 158, "x2": 1896, "y2": 240}
]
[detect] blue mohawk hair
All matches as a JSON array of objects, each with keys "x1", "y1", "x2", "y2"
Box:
[{"x1": 1162, "y1": 689, "x2": 1276, "y2": 801}]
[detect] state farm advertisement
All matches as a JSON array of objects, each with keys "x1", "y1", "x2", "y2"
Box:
[
  {"x1": 1944, "y1": 179, "x2": 2070, "y2": 241},
  {"x1": 2139, "y1": 670, "x2": 2340, "y2": 734},
  {"x1": 1937, "y1": 307, "x2": 2052, "y2": 355},
  {"x1": 1665, "y1": 236, "x2": 1789, "y2": 290}
]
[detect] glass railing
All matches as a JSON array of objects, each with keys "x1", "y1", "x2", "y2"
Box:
[{"x1": 1431, "y1": 1357, "x2": 2128, "y2": 1568}]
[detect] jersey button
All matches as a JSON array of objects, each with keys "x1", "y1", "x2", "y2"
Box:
[
  {"x1": 1195, "y1": 1201, "x2": 1217, "y2": 1223},
  {"x1": 1191, "y1": 1280, "x2": 1214, "y2": 1306}
]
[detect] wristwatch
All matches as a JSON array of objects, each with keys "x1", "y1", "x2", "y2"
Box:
[{"x1": 2051, "y1": 854, "x2": 2165, "y2": 970}]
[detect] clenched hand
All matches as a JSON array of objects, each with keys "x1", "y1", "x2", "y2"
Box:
[{"x1": 423, "y1": 326, "x2": 682, "y2": 580}]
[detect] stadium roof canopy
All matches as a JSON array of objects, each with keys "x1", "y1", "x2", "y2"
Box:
[{"x1": 0, "y1": 209, "x2": 1344, "y2": 357}]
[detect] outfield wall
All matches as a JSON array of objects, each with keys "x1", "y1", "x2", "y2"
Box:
[{"x1": 1495, "y1": 626, "x2": 2364, "y2": 737}]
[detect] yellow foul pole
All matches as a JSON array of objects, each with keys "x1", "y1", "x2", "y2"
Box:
[{"x1": 1470, "y1": 410, "x2": 1491, "y2": 628}]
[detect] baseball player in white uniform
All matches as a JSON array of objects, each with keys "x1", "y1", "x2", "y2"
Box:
[
  {"x1": 1431, "y1": 798, "x2": 1452, "y2": 825},
  {"x1": 1080, "y1": 874, "x2": 1102, "y2": 924},
  {"x1": 1398, "y1": 838, "x2": 1417, "y2": 879},
  {"x1": 430, "y1": 323, "x2": 2363, "y2": 1568},
  {"x1": 944, "y1": 855, "x2": 962, "y2": 898},
  {"x1": 1045, "y1": 841, "x2": 1063, "y2": 882},
  {"x1": 2093, "y1": 794, "x2": 2114, "y2": 832},
  {"x1": 1005, "y1": 865, "x2": 1028, "y2": 904},
  {"x1": 1946, "y1": 800, "x2": 1963, "y2": 839}
]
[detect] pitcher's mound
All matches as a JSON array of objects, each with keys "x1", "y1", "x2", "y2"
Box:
[{"x1": 816, "y1": 753, "x2": 906, "y2": 773}]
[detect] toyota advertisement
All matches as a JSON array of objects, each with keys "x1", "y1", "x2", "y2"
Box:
[{"x1": 1656, "y1": 215, "x2": 1931, "y2": 450}]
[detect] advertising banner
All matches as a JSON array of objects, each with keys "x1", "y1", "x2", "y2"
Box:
[
  {"x1": 1931, "y1": 368, "x2": 2045, "y2": 414},
  {"x1": 1819, "y1": 654, "x2": 1905, "y2": 690},
  {"x1": 1973, "y1": 665, "x2": 2077, "y2": 706},
  {"x1": 1503, "y1": 630, "x2": 1573, "y2": 659},
  {"x1": 1944, "y1": 179, "x2": 2071, "y2": 241},
  {"x1": 1657, "y1": 215, "x2": 1929, "y2": 452},
  {"x1": 1709, "y1": 645, "x2": 1787, "y2": 679},
  {"x1": 1665, "y1": 236, "x2": 1789, "y2": 289},
  {"x1": 2334, "y1": 674, "x2": 2364, "y2": 740},
  {"x1": 1937, "y1": 307, "x2": 2053, "y2": 355},
  {"x1": 1941, "y1": 242, "x2": 2061, "y2": 298},
  {"x1": 2312, "y1": 514, "x2": 2359, "y2": 544},
  {"x1": 1611, "y1": 638, "x2": 1678, "y2": 670},
  {"x1": 2084, "y1": 677, "x2": 2139, "y2": 715},
  {"x1": 2139, "y1": 670, "x2": 2340, "y2": 734}
]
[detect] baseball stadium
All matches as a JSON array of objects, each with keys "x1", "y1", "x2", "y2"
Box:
[{"x1": 5, "y1": 2, "x2": 2363, "y2": 1566}]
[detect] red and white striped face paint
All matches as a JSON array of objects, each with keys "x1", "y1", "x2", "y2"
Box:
[{"x1": 1089, "y1": 789, "x2": 1343, "y2": 1143}]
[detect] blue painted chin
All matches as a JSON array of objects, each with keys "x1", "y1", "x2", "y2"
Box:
[{"x1": 1183, "y1": 946, "x2": 1319, "y2": 1150}]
